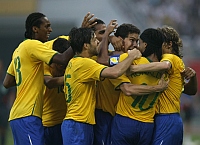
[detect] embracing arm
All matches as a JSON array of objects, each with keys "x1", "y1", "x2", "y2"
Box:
[
  {"x1": 51, "y1": 46, "x2": 74, "y2": 66},
  {"x1": 44, "y1": 76, "x2": 64, "y2": 89},
  {"x1": 120, "y1": 74, "x2": 169, "y2": 96},
  {"x1": 129, "y1": 61, "x2": 171, "y2": 73},
  {"x1": 100, "y1": 49, "x2": 141, "y2": 79}
]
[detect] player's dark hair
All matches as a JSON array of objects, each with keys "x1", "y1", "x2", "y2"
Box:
[
  {"x1": 91, "y1": 19, "x2": 105, "y2": 31},
  {"x1": 69, "y1": 27, "x2": 94, "y2": 54},
  {"x1": 53, "y1": 38, "x2": 70, "y2": 53},
  {"x1": 24, "y1": 12, "x2": 46, "y2": 39},
  {"x1": 140, "y1": 28, "x2": 164, "y2": 61},
  {"x1": 158, "y1": 26, "x2": 183, "y2": 58},
  {"x1": 114, "y1": 23, "x2": 140, "y2": 39}
]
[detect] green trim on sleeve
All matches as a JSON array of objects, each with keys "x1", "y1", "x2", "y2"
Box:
[
  {"x1": 7, "y1": 72, "x2": 15, "y2": 77},
  {"x1": 115, "y1": 82, "x2": 131, "y2": 90},
  {"x1": 99, "y1": 67, "x2": 108, "y2": 80},
  {"x1": 48, "y1": 52, "x2": 58, "y2": 65},
  {"x1": 44, "y1": 74, "x2": 52, "y2": 77}
]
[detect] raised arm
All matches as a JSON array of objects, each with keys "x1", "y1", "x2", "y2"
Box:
[
  {"x1": 81, "y1": 12, "x2": 97, "y2": 28},
  {"x1": 97, "y1": 20, "x2": 118, "y2": 66}
]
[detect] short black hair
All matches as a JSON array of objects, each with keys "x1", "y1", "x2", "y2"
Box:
[
  {"x1": 114, "y1": 23, "x2": 140, "y2": 39},
  {"x1": 91, "y1": 19, "x2": 105, "y2": 31},
  {"x1": 53, "y1": 38, "x2": 70, "y2": 53}
]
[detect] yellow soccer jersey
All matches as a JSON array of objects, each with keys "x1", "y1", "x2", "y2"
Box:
[
  {"x1": 7, "y1": 39, "x2": 57, "y2": 121},
  {"x1": 96, "y1": 79, "x2": 120, "y2": 116},
  {"x1": 64, "y1": 57, "x2": 107, "y2": 124},
  {"x1": 111, "y1": 53, "x2": 163, "y2": 123},
  {"x1": 156, "y1": 54, "x2": 185, "y2": 114},
  {"x1": 42, "y1": 63, "x2": 67, "y2": 127}
]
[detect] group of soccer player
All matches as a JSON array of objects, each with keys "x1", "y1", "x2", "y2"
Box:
[{"x1": 2, "y1": 11, "x2": 197, "y2": 145}]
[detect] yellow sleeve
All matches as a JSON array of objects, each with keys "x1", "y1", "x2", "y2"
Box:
[{"x1": 44, "y1": 63, "x2": 52, "y2": 76}]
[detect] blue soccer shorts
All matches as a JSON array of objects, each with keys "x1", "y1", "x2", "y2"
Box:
[
  {"x1": 44, "y1": 123, "x2": 63, "y2": 145},
  {"x1": 10, "y1": 116, "x2": 44, "y2": 145},
  {"x1": 151, "y1": 113, "x2": 183, "y2": 145},
  {"x1": 61, "y1": 119, "x2": 94, "y2": 145},
  {"x1": 111, "y1": 114, "x2": 154, "y2": 145},
  {"x1": 93, "y1": 109, "x2": 113, "y2": 145}
]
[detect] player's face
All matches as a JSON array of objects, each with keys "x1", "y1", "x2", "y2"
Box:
[
  {"x1": 89, "y1": 33, "x2": 99, "y2": 56},
  {"x1": 162, "y1": 42, "x2": 171, "y2": 54},
  {"x1": 94, "y1": 24, "x2": 106, "y2": 42},
  {"x1": 36, "y1": 17, "x2": 52, "y2": 43},
  {"x1": 137, "y1": 38, "x2": 147, "y2": 53},
  {"x1": 123, "y1": 33, "x2": 139, "y2": 52}
]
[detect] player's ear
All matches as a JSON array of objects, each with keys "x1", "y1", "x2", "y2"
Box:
[
  {"x1": 32, "y1": 26, "x2": 38, "y2": 33},
  {"x1": 84, "y1": 43, "x2": 89, "y2": 50}
]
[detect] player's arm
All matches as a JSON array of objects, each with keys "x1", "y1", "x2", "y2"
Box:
[
  {"x1": 3, "y1": 73, "x2": 16, "y2": 88},
  {"x1": 3, "y1": 60, "x2": 16, "y2": 88},
  {"x1": 50, "y1": 46, "x2": 74, "y2": 67},
  {"x1": 119, "y1": 75, "x2": 169, "y2": 96},
  {"x1": 129, "y1": 60, "x2": 171, "y2": 73},
  {"x1": 44, "y1": 75, "x2": 64, "y2": 89},
  {"x1": 182, "y1": 67, "x2": 197, "y2": 95},
  {"x1": 97, "y1": 20, "x2": 118, "y2": 66},
  {"x1": 109, "y1": 35, "x2": 123, "y2": 51},
  {"x1": 100, "y1": 49, "x2": 141, "y2": 79}
]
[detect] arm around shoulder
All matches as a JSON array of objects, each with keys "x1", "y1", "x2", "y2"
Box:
[
  {"x1": 130, "y1": 61, "x2": 171, "y2": 73},
  {"x1": 51, "y1": 46, "x2": 74, "y2": 66},
  {"x1": 44, "y1": 75, "x2": 64, "y2": 89}
]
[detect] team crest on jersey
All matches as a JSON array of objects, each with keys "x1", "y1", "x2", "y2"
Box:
[{"x1": 110, "y1": 56, "x2": 120, "y2": 66}]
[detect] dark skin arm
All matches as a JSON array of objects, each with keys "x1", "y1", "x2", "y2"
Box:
[
  {"x1": 3, "y1": 74, "x2": 16, "y2": 88},
  {"x1": 50, "y1": 46, "x2": 74, "y2": 67},
  {"x1": 97, "y1": 20, "x2": 118, "y2": 66},
  {"x1": 44, "y1": 76, "x2": 64, "y2": 89},
  {"x1": 182, "y1": 67, "x2": 197, "y2": 95}
]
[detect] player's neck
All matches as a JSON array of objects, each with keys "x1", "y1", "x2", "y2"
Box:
[{"x1": 147, "y1": 54, "x2": 159, "y2": 62}]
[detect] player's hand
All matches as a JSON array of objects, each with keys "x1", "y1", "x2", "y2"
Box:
[
  {"x1": 158, "y1": 74, "x2": 169, "y2": 91},
  {"x1": 109, "y1": 36, "x2": 123, "y2": 51},
  {"x1": 127, "y1": 49, "x2": 141, "y2": 60},
  {"x1": 181, "y1": 67, "x2": 196, "y2": 80},
  {"x1": 105, "y1": 20, "x2": 118, "y2": 35},
  {"x1": 81, "y1": 12, "x2": 97, "y2": 28}
]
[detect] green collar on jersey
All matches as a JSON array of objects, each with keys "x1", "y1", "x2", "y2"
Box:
[{"x1": 146, "y1": 57, "x2": 153, "y2": 62}]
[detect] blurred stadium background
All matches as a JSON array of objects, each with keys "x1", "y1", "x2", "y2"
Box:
[{"x1": 0, "y1": 0, "x2": 200, "y2": 145}]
